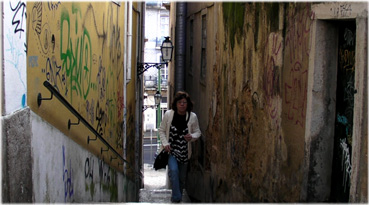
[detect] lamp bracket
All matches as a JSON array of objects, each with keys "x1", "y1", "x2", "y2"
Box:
[{"x1": 137, "y1": 62, "x2": 167, "y2": 76}]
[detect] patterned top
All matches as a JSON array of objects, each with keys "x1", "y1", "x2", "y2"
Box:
[{"x1": 169, "y1": 112, "x2": 188, "y2": 163}]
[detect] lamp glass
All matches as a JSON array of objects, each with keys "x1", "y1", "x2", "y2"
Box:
[{"x1": 160, "y1": 37, "x2": 173, "y2": 63}]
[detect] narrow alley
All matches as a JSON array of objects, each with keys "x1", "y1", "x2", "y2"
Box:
[{"x1": 1, "y1": 1, "x2": 367, "y2": 203}]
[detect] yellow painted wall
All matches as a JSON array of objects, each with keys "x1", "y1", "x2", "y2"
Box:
[
  {"x1": 27, "y1": 2, "x2": 125, "y2": 172},
  {"x1": 125, "y1": 1, "x2": 139, "y2": 177}
]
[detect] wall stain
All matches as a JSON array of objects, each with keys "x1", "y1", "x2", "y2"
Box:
[{"x1": 222, "y1": 2, "x2": 245, "y2": 52}]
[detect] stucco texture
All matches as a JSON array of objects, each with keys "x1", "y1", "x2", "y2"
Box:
[
  {"x1": 26, "y1": 2, "x2": 125, "y2": 171},
  {"x1": 184, "y1": 2, "x2": 367, "y2": 203}
]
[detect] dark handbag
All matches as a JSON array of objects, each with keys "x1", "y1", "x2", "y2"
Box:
[{"x1": 153, "y1": 149, "x2": 169, "y2": 170}]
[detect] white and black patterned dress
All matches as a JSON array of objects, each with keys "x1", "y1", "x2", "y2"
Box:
[{"x1": 169, "y1": 112, "x2": 188, "y2": 163}]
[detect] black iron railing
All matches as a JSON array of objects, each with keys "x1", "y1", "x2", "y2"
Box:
[{"x1": 38, "y1": 81, "x2": 141, "y2": 177}]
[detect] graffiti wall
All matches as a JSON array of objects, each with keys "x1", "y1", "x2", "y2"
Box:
[
  {"x1": 281, "y1": 2, "x2": 314, "y2": 179},
  {"x1": 3, "y1": 0, "x2": 27, "y2": 114},
  {"x1": 31, "y1": 112, "x2": 127, "y2": 202},
  {"x1": 27, "y1": 2, "x2": 125, "y2": 171},
  {"x1": 185, "y1": 2, "x2": 314, "y2": 202}
]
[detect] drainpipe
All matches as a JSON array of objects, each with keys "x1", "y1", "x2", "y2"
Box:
[
  {"x1": 127, "y1": 0, "x2": 133, "y2": 83},
  {"x1": 133, "y1": 2, "x2": 144, "y2": 192},
  {"x1": 175, "y1": 2, "x2": 186, "y2": 92},
  {"x1": 123, "y1": 0, "x2": 128, "y2": 174},
  {"x1": 123, "y1": 0, "x2": 133, "y2": 176}
]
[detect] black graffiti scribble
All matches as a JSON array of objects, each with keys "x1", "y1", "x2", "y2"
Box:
[
  {"x1": 32, "y1": 2, "x2": 42, "y2": 35},
  {"x1": 48, "y1": 1, "x2": 61, "y2": 11},
  {"x1": 84, "y1": 157, "x2": 94, "y2": 180},
  {"x1": 95, "y1": 101, "x2": 106, "y2": 137},
  {"x1": 10, "y1": 1, "x2": 26, "y2": 39}
]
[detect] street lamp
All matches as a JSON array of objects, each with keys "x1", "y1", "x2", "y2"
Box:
[
  {"x1": 160, "y1": 36, "x2": 173, "y2": 63},
  {"x1": 154, "y1": 90, "x2": 162, "y2": 152},
  {"x1": 138, "y1": 37, "x2": 173, "y2": 155},
  {"x1": 137, "y1": 36, "x2": 174, "y2": 76}
]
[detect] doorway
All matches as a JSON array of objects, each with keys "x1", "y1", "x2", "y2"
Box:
[
  {"x1": 303, "y1": 19, "x2": 359, "y2": 202},
  {"x1": 329, "y1": 20, "x2": 356, "y2": 202}
]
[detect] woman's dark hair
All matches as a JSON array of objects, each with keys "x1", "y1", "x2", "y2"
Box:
[{"x1": 171, "y1": 91, "x2": 193, "y2": 112}]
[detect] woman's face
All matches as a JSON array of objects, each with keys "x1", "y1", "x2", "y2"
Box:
[{"x1": 176, "y1": 98, "x2": 188, "y2": 114}]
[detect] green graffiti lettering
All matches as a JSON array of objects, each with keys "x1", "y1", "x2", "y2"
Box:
[{"x1": 60, "y1": 7, "x2": 92, "y2": 102}]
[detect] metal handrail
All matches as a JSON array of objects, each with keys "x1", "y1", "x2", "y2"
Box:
[{"x1": 38, "y1": 81, "x2": 142, "y2": 177}]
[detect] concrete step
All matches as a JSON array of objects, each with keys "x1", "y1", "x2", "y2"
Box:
[{"x1": 139, "y1": 188, "x2": 191, "y2": 203}]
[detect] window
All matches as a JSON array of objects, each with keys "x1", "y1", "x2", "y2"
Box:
[
  {"x1": 201, "y1": 14, "x2": 207, "y2": 80},
  {"x1": 162, "y1": 97, "x2": 167, "y2": 103},
  {"x1": 156, "y1": 16, "x2": 169, "y2": 47},
  {"x1": 189, "y1": 19, "x2": 194, "y2": 75}
]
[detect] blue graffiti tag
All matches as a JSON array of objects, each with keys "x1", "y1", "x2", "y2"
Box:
[
  {"x1": 62, "y1": 145, "x2": 74, "y2": 202},
  {"x1": 337, "y1": 113, "x2": 350, "y2": 136}
]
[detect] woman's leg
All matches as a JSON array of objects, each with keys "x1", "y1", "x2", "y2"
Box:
[
  {"x1": 168, "y1": 154, "x2": 182, "y2": 202},
  {"x1": 178, "y1": 162, "x2": 188, "y2": 196}
]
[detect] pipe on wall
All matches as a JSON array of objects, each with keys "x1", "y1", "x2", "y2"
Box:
[
  {"x1": 175, "y1": 2, "x2": 186, "y2": 92},
  {"x1": 127, "y1": 0, "x2": 133, "y2": 83}
]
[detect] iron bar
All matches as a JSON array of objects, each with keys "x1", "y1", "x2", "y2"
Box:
[
  {"x1": 137, "y1": 62, "x2": 167, "y2": 76},
  {"x1": 38, "y1": 81, "x2": 142, "y2": 177}
]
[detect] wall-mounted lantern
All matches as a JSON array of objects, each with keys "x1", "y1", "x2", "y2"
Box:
[{"x1": 137, "y1": 36, "x2": 174, "y2": 76}]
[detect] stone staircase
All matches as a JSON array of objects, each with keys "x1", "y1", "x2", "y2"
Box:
[
  {"x1": 139, "y1": 188, "x2": 191, "y2": 203},
  {"x1": 138, "y1": 164, "x2": 191, "y2": 203},
  {"x1": 139, "y1": 189, "x2": 172, "y2": 203}
]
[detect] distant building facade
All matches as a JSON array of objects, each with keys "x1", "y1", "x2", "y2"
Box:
[{"x1": 143, "y1": 1, "x2": 170, "y2": 132}]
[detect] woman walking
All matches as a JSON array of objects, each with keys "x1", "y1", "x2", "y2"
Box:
[{"x1": 158, "y1": 91, "x2": 201, "y2": 203}]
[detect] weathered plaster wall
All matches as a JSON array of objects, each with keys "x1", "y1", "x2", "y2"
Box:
[
  {"x1": 2, "y1": 0, "x2": 27, "y2": 115},
  {"x1": 27, "y1": 1, "x2": 125, "y2": 171},
  {"x1": 2, "y1": 109, "x2": 32, "y2": 202},
  {"x1": 31, "y1": 110, "x2": 133, "y2": 202},
  {"x1": 125, "y1": 2, "x2": 140, "y2": 197},
  {"x1": 184, "y1": 2, "x2": 367, "y2": 203},
  {"x1": 2, "y1": 1, "x2": 139, "y2": 202},
  {"x1": 1, "y1": 1, "x2": 30, "y2": 202}
]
